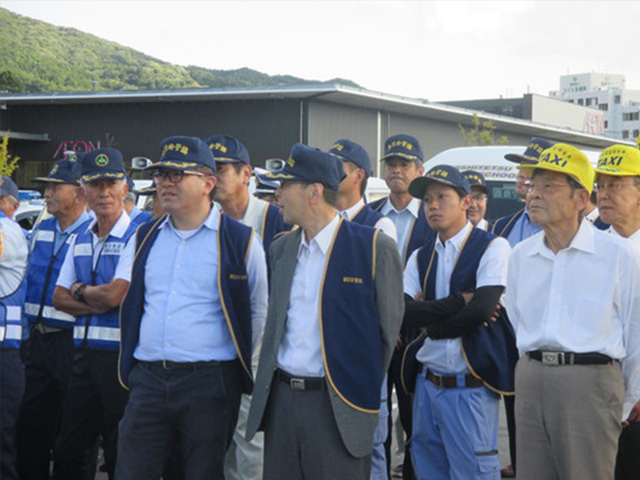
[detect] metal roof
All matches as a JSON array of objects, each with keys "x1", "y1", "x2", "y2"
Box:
[{"x1": 0, "y1": 84, "x2": 633, "y2": 149}]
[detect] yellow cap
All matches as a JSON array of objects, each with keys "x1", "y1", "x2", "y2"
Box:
[
  {"x1": 518, "y1": 143, "x2": 595, "y2": 194},
  {"x1": 595, "y1": 145, "x2": 640, "y2": 177}
]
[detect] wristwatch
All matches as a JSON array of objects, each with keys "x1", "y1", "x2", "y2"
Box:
[{"x1": 72, "y1": 283, "x2": 86, "y2": 301}]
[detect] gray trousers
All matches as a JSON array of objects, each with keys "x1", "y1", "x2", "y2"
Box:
[
  {"x1": 515, "y1": 355, "x2": 623, "y2": 480},
  {"x1": 263, "y1": 377, "x2": 372, "y2": 480}
]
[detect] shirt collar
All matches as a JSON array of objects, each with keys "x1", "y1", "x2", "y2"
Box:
[
  {"x1": 298, "y1": 213, "x2": 340, "y2": 257},
  {"x1": 529, "y1": 218, "x2": 596, "y2": 257},
  {"x1": 56, "y1": 210, "x2": 91, "y2": 235},
  {"x1": 160, "y1": 204, "x2": 220, "y2": 233},
  {"x1": 380, "y1": 196, "x2": 420, "y2": 218},
  {"x1": 87, "y1": 210, "x2": 131, "y2": 239},
  {"x1": 342, "y1": 198, "x2": 366, "y2": 221},
  {"x1": 608, "y1": 224, "x2": 640, "y2": 243},
  {"x1": 435, "y1": 221, "x2": 473, "y2": 252}
]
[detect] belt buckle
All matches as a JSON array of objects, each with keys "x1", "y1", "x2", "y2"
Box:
[
  {"x1": 290, "y1": 378, "x2": 305, "y2": 390},
  {"x1": 431, "y1": 372, "x2": 445, "y2": 388},
  {"x1": 541, "y1": 351, "x2": 560, "y2": 366}
]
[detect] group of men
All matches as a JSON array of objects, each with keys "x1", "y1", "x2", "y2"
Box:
[{"x1": 0, "y1": 129, "x2": 639, "y2": 480}]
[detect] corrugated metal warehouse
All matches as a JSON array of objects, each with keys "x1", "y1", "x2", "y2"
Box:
[{"x1": 0, "y1": 84, "x2": 632, "y2": 187}]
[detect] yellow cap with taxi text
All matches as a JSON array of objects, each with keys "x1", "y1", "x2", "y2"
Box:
[
  {"x1": 595, "y1": 144, "x2": 640, "y2": 177},
  {"x1": 518, "y1": 143, "x2": 595, "y2": 194}
]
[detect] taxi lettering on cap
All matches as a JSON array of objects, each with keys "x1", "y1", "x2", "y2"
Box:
[{"x1": 595, "y1": 145, "x2": 640, "y2": 177}]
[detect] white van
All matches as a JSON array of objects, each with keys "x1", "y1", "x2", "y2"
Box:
[{"x1": 425, "y1": 146, "x2": 601, "y2": 221}]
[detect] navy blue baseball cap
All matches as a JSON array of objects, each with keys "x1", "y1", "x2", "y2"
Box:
[
  {"x1": 409, "y1": 165, "x2": 471, "y2": 199},
  {"x1": 329, "y1": 139, "x2": 372, "y2": 177},
  {"x1": 205, "y1": 134, "x2": 250, "y2": 165},
  {"x1": 380, "y1": 134, "x2": 424, "y2": 163},
  {"x1": 462, "y1": 169, "x2": 489, "y2": 194},
  {"x1": 254, "y1": 167, "x2": 280, "y2": 193},
  {"x1": 148, "y1": 136, "x2": 216, "y2": 172},
  {"x1": 32, "y1": 159, "x2": 83, "y2": 186},
  {"x1": 266, "y1": 143, "x2": 346, "y2": 191},
  {"x1": 80, "y1": 148, "x2": 126, "y2": 183},
  {"x1": 0, "y1": 176, "x2": 19, "y2": 201},
  {"x1": 504, "y1": 137, "x2": 555, "y2": 164}
]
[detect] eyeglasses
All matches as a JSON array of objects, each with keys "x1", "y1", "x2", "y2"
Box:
[
  {"x1": 152, "y1": 170, "x2": 209, "y2": 184},
  {"x1": 471, "y1": 193, "x2": 487, "y2": 201},
  {"x1": 526, "y1": 181, "x2": 570, "y2": 194},
  {"x1": 594, "y1": 181, "x2": 638, "y2": 193}
]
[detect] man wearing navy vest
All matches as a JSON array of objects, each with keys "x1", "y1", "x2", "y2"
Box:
[
  {"x1": 116, "y1": 136, "x2": 268, "y2": 479},
  {"x1": 330, "y1": 138, "x2": 397, "y2": 479},
  {"x1": 205, "y1": 134, "x2": 286, "y2": 480},
  {"x1": 492, "y1": 137, "x2": 554, "y2": 246},
  {"x1": 247, "y1": 144, "x2": 404, "y2": 479},
  {"x1": 369, "y1": 134, "x2": 432, "y2": 480},
  {"x1": 403, "y1": 165, "x2": 511, "y2": 479},
  {"x1": 0, "y1": 176, "x2": 28, "y2": 480},
  {"x1": 16, "y1": 159, "x2": 92, "y2": 480},
  {"x1": 52, "y1": 148, "x2": 136, "y2": 480}
]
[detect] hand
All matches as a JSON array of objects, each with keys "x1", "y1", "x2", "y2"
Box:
[
  {"x1": 623, "y1": 399, "x2": 640, "y2": 427},
  {"x1": 414, "y1": 292, "x2": 424, "y2": 301},
  {"x1": 462, "y1": 292, "x2": 473, "y2": 305}
]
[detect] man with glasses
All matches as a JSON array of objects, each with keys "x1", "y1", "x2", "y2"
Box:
[
  {"x1": 593, "y1": 144, "x2": 640, "y2": 480},
  {"x1": 117, "y1": 136, "x2": 268, "y2": 479},
  {"x1": 505, "y1": 144, "x2": 640, "y2": 480},
  {"x1": 17, "y1": 159, "x2": 92, "y2": 480},
  {"x1": 52, "y1": 149, "x2": 136, "y2": 479},
  {"x1": 462, "y1": 170, "x2": 490, "y2": 231}
]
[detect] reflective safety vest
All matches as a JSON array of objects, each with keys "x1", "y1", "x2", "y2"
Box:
[
  {"x1": 0, "y1": 213, "x2": 27, "y2": 349},
  {"x1": 25, "y1": 217, "x2": 91, "y2": 329},
  {"x1": 72, "y1": 223, "x2": 136, "y2": 350}
]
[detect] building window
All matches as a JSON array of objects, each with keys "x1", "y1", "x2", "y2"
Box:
[
  {"x1": 615, "y1": 95, "x2": 621, "y2": 104},
  {"x1": 599, "y1": 103, "x2": 608, "y2": 111},
  {"x1": 634, "y1": 130, "x2": 640, "y2": 138},
  {"x1": 593, "y1": 97, "x2": 598, "y2": 105},
  {"x1": 605, "y1": 121, "x2": 608, "y2": 128},
  {"x1": 568, "y1": 99, "x2": 574, "y2": 103},
  {"x1": 622, "y1": 130, "x2": 629, "y2": 139},
  {"x1": 578, "y1": 98, "x2": 584, "y2": 105},
  {"x1": 586, "y1": 98, "x2": 592, "y2": 106},
  {"x1": 624, "y1": 112, "x2": 640, "y2": 121}
]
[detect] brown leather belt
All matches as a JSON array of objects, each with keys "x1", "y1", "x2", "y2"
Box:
[{"x1": 418, "y1": 365, "x2": 484, "y2": 389}]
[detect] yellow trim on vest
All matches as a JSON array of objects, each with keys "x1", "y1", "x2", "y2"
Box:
[
  {"x1": 461, "y1": 344, "x2": 514, "y2": 396},
  {"x1": 217, "y1": 212, "x2": 252, "y2": 380},
  {"x1": 319, "y1": 217, "x2": 380, "y2": 414},
  {"x1": 259, "y1": 203, "x2": 269, "y2": 242},
  {"x1": 402, "y1": 215, "x2": 418, "y2": 265},
  {"x1": 117, "y1": 215, "x2": 166, "y2": 390},
  {"x1": 400, "y1": 330, "x2": 427, "y2": 395},
  {"x1": 493, "y1": 208, "x2": 524, "y2": 236},
  {"x1": 349, "y1": 203, "x2": 367, "y2": 221},
  {"x1": 371, "y1": 229, "x2": 379, "y2": 280}
]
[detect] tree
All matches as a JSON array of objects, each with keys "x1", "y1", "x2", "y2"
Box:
[
  {"x1": 0, "y1": 136, "x2": 21, "y2": 176},
  {"x1": 0, "y1": 70, "x2": 25, "y2": 93},
  {"x1": 459, "y1": 114, "x2": 509, "y2": 146}
]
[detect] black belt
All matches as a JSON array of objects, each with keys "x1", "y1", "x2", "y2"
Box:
[
  {"x1": 276, "y1": 369, "x2": 326, "y2": 391},
  {"x1": 528, "y1": 351, "x2": 614, "y2": 366},
  {"x1": 418, "y1": 365, "x2": 484, "y2": 389},
  {"x1": 144, "y1": 360, "x2": 228, "y2": 370}
]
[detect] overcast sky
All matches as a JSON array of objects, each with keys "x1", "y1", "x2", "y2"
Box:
[{"x1": 2, "y1": 0, "x2": 639, "y2": 101}]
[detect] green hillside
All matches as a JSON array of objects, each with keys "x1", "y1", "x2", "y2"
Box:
[{"x1": 0, "y1": 7, "x2": 359, "y2": 93}]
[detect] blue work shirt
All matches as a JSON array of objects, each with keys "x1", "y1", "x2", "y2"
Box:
[
  {"x1": 505, "y1": 206, "x2": 541, "y2": 247},
  {"x1": 380, "y1": 197, "x2": 421, "y2": 260},
  {"x1": 134, "y1": 206, "x2": 268, "y2": 363}
]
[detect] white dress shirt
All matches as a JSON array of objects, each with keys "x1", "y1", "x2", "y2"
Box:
[
  {"x1": 476, "y1": 218, "x2": 489, "y2": 231},
  {"x1": 404, "y1": 222, "x2": 511, "y2": 374},
  {"x1": 505, "y1": 219, "x2": 640, "y2": 418},
  {"x1": 277, "y1": 214, "x2": 340, "y2": 377},
  {"x1": 342, "y1": 198, "x2": 398, "y2": 243},
  {"x1": 56, "y1": 211, "x2": 135, "y2": 288},
  {"x1": 380, "y1": 197, "x2": 421, "y2": 260}
]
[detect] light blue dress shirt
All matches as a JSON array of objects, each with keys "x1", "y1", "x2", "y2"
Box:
[
  {"x1": 134, "y1": 206, "x2": 268, "y2": 363},
  {"x1": 505, "y1": 206, "x2": 542, "y2": 247},
  {"x1": 379, "y1": 197, "x2": 421, "y2": 260}
]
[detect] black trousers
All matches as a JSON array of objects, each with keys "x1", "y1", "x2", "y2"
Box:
[
  {"x1": 16, "y1": 329, "x2": 75, "y2": 480},
  {"x1": 387, "y1": 347, "x2": 415, "y2": 480},
  {"x1": 615, "y1": 422, "x2": 640, "y2": 480},
  {"x1": 52, "y1": 349, "x2": 128, "y2": 480},
  {"x1": 0, "y1": 349, "x2": 25, "y2": 480},
  {"x1": 116, "y1": 360, "x2": 243, "y2": 480}
]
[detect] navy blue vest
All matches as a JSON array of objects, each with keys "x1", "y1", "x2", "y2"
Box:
[
  {"x1": 25, "y1": 217, "x2": 92, "y2": 329},
  {"x1": 370, "y1": 196, "x2": 433, "y2": 264},
  {"x1": 491, "y1": 208, "x2": 525, "y2": 238},
  {"x1": 0, "y1": 213, "x2": 27, "y2": 349},
  {"x1": 403, "y1": 228, "x2": 517, "y2": 395},
  {"x1": 260, "y1": 203, "x2": 289, "y2": 253},
  {"x1": 118, "y1": 212, "x2": 255, "y2": 393},
  {"x1": 72, "y1": 219, "x2": 137, "y2": 350},
  {"x1": 321, "y1": 219, "x2": 383, "y2": 412},
  {"x1": 351, "y1": 203, "x2": 384, "y2": 228}
]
